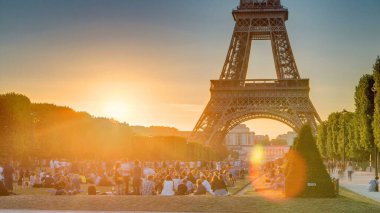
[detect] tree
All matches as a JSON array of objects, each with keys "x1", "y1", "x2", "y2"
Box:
[
  {"x1": 355, "y1": 74, "x2": 375, "y2": 151},
  {"x1": 0, "y1": 93, "x2": 223, "y2": 161},
  {"x1": 285, "y1": 125, "x2": 335, "y2": 197},
  {"x1": 0, "y1": 93, "x2": 33, "y2": 161},
  {"x1": 337, "y1": 111, "x2": 357, "y2": 160},
  {"x1": 317, "y1": 110, "x2": 369, "y2": 163},
  {"x1": 373, "y1": 56, "x2": 380, "y2": 148},
  {"x1": 316, "y1": 121, "x2": 328, "y2": 158},
  {"x1": 326, "y1": 112, "x2": 341, "y2": 159}
]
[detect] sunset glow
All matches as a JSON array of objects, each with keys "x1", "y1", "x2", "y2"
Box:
[
  {"x1": 1, "y1": 1, "x2": 379, "y2": 137},
  {"x1": 1, "y1": 0, "x2": 380, "y2": 212},
  {"x1": 105, "y1": 101, "x2": 128, "y2": 122}
]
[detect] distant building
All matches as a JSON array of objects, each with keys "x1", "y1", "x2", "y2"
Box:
[
  {"x1": 263, "y1": 146, "x2": 290, "y2": 162},
  {"x1": 225, "y1": 125, "x2": 291, "y2": 161},
  {"x1": 254, "y1": 135, "x2": 270, "y2": 143},
  {"x1": 276, "y1": 131, "x2": 298, "y2": 146},
  {"x1": 225, "y1": 124, "x2": 255, "y2": 160}
]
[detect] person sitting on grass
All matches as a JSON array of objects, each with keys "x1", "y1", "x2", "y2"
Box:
[
  {"x1": 161, "y1": 175, "x2": 175, "y2": 196},
  {"x1": 193, "y1": 179, "x2": 207, "y2": 195},
  {"x1": 211, "y1": 174, "x2": 228, "y2": 196},
  {"x1": 79, "y1": 173, "x2": 87, "y2": 184},
  {"x1": 369, "y1": 176, "x2": 379, "y2": 192},
  {"x1": 176, "y1": 179, "x2": 188, "y2": 195},
  {"x1": 172, "y1": 174, "x2": 181, "y2": 192},
  {"x1": 54, "y1": 176, "x2": 67, "y2": 195},
  {"x1": 201, "y1": 176, "x2": 214, "y2": 195},
  {"x1": 226, "y1": 173, "x2": 236, "y2": 187},
  {"x1": 72, "y1": 174, "x2": 81, "y2": 193},
  {"x1": 32, "y1": 173, "x2": 43, "y2": 188},
  {"x1": 185, "y1": 177, "x2": 194, "y2": 194},
  {"x1": 29, "y1": 173, "x2": 36, "y2": 187},
  {"x1": 43, "y1": 174, "x2": 55, "y2": 188},
  {"x1": 97, "y1": 172, "x2": 112, "y2": 186}
]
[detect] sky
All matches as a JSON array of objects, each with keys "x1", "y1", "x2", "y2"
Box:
[{"x1": 1, "y1": 0, "x2": 380, "y2": 139}]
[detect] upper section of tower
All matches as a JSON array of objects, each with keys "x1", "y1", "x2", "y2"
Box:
[
  {"x1": 234, "y1": 0, "x2": 289, "y2": 21},
  {"x1": 239, "y1": 0, "x2": 283, "y2": 9}
]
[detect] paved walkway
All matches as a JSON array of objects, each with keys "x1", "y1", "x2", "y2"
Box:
[
  {"x1": 337, "y1": 171, "x2": 380, "y2": 202},
  {"x1": 235, "y1": 181, "x2": 253, "y2": 196}
]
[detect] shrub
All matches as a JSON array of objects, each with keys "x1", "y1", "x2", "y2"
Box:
[{"x1": 285, "y1": 125, "x2": 335, "y2": 197}]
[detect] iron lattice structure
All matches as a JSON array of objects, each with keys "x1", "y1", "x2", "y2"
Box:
[{"x1": 189, "y1": 0, "x2": 321, "y2": 146}]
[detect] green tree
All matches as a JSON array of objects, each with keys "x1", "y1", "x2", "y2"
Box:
[
  {"x1": 285, "y1": 125, "x2": 335, "y2": 197},
  {"x1": 326, "y1": 112, "x2": 341, "y2": 159},
  {"x1": 0, "y1": 93, "x2": 221, "y2": 161},
  {"x1": 317, "y1": 111, "x2": 369, "y2": 163},
  {"x1": 338, "y1": 111, "x2": 356, "y2": 160},
  {"x1": 355, "y1": 74, "x2": 375, "y2": 151},
  {"x1": 0, "y1": 93, "x2": 33, "y2": 161},
  {"x1": 316, "y1": 121, "x2": 328, "y2": 158},
  {"x1": 373, "y1": 56, "x2": 380, "y2": 148}
]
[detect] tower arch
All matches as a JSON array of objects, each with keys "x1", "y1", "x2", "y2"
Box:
[{"x1": 189, "y1": 0, "x2": 321, "y2": 146}]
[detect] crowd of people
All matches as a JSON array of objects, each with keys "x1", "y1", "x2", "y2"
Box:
[
  {"x1": 262, "y1": 160, "x2": 285, "y2": 190},
  {"x1": 0, "y1": 159, "x2": 247, "y2": 196}
]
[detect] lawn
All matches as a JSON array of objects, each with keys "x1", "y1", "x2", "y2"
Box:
[
  {"x1": 227, "y1": 176, "x2": 251, "y2": 195},
  {"x1": 11, "y1": 177, "x2": 251, "y2": 196},
  {"x1": 0, "y1": 188, "x2": 379, "y2": 212},
  {"x1": 12, "y1": 184, "x2": 113, "y2": 196}
]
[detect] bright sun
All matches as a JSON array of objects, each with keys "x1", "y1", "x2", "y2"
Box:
[{"x1": 105, "y1": 102, "x2": 128, "y2": 121}]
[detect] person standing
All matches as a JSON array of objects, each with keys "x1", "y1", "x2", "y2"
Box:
[
  {"x1": 113, "y1": 162, "x2": 123, "y2": 195},
  {"x1": 132, "y1": 161, "x2": 142, "y2": 195},
  {"x1": 347, "y1": 163, "x2": 353, "y2": 182},
  {"x1": 0, "y1": 164, "x2": 4, "y2": 182},
  {"x1": 3, "y1": 162, "x2": 14, "y2": 193},
  {"x1": 141, "y1": 175, "x2": 155, "y2": 195},
  {"x1": 121, "y1": 160, "x2": 131, "y2": 195}
]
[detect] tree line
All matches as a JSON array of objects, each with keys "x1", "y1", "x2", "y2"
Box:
[
  {"x1": 316, "y1": 57, "x2": 380, "y2": 164},
  {"x1": 0, "y1": 93, "x2": 225, "y2": 162}
]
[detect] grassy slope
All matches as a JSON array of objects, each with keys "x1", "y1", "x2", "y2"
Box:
[
  {"x1": 227, "y1": 177, "x2": 251, "y2": 195},
  {"x1": 1, "y1": 194, "x2": 380, "y2": 213},
  {"x1": 2, "y1": 182, "x2": 380, "y2": 212}
]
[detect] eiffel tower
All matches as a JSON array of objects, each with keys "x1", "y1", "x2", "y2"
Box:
[{"x1": 189, "y1": 0, "x2": 322, "y2": 146}]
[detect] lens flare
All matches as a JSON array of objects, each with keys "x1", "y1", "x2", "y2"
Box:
[
  {"x1": 248, "y1": 146, "x2": 306, "y2": 201},
  {"x1": 250, "y1": 145, "x2": 265, "y2": 166},
  {"x1": 284, "y1": 150, "x2": 306, "y2": 198}
]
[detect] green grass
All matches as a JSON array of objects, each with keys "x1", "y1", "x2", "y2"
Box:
[
  {"x1": 13, "y1": 183, "x2": 113, "y2": 195},
  {"x1": 3, "y1": 182, "x2": 380, "y2": 212},
  {"x1": 1, "y1": 193, "x2": 380, "y2": 213},
  {"x1": 227, "y1": 176, "x2": 251, "y2": 195},
  {"x1": 13, "y1": 177, "x2": 252, "y2": 196}
]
